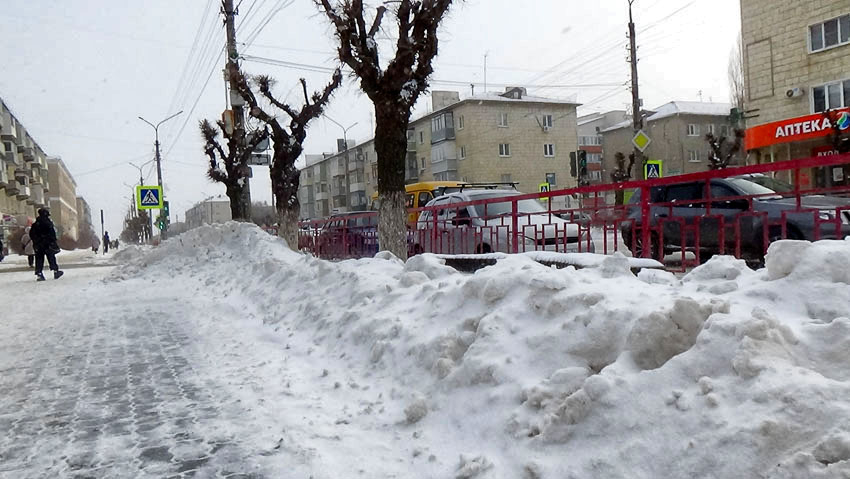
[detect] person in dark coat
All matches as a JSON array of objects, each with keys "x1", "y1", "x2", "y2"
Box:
[
  {"x1": 103, "y1": 231, "x2": 110, "y2": 254},
  {"x1": 29, "y1": 208, "x2": 64, "y2": 281}
]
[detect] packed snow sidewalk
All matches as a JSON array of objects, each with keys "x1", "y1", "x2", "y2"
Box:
[{"x1": 4, "y1": 222, "x2": 850, "y2": 478}]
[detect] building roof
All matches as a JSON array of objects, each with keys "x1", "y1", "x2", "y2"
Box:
[{"x1": 600, "y1": 101, "x2": 732, "y2": 133}]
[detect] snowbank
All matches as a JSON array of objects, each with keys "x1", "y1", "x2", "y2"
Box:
[{"x1": 113, "y1": 225, "x2": 850, "y2": 478}]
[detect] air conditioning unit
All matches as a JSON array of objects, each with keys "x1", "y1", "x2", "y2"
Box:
[
  {"x1": 786, "y1": 87, "x2": 805, "y2": 98},
  {"x1": 543, "y1": 126, "x2": 551, "y2": 132}
]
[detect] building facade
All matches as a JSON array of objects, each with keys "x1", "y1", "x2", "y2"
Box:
[
  {"x1": 601, "y1": 101, "x2": 734, "y2": 183},
  {"x1": 47, "y1": 157, "x2": 79, "y2": 241},
  {"x1": 741, "y1": 0, "x2": 850, "y2": 187},
  {"x1": 577, "y1": 110, "x2": 628, "y2": 184},
  {"x1": 1, "y1": 98, "x2": 51, "y2": 240},
  {"x1": 299, "y1": 87, "x2": 580, "y2": 219},
  {"x1": 185, "y1": 196, "x2": 232, "y2": 229}
]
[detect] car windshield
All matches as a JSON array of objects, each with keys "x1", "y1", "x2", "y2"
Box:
[
  {"x1": 727, "y1": 178, "x2": 783, "y2": 196},
  {"x1": 737, "y1": 175, "x2": 793, "y2": 193},
  {"x1": 470, "y1": 194, "x2": 548, "y2": 217}
]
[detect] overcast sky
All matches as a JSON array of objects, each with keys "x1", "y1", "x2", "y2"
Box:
[{"x1": 1, "y1": 0, "x2": 739, "y2": 235}]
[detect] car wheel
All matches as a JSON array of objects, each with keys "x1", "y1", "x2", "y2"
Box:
[
  {"x1": 475, "y1": 243, "x2": 492, "y2": 254},
  {"x1": 633, "y1": 231, "x2": 660, "y2": 261}
]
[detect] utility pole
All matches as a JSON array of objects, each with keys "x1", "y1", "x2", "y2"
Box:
[
  {"x1": 222, "y1": 0, "x2": 252, "y2": 219},
  {"x1": 139, "y1": 112, "x2": 182, "y2": 239},
  {"x1": 628, "y1": 0, "x2": 644, "y2": 169}
]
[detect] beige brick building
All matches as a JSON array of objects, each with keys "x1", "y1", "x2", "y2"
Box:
[
  {"x1": 47, "y1": 157, "x2": 79, "y2": 241},
  {"x1": 1, "y1": 98, "x2": 51, "y2": 240},
  {"x1": 299, "y1": 88, "x2": 579, "y2": 219},
  {"x1": 601, "y1": 101, "x2": 734, "y2": 182},
  {"x1": 741, "y1": 0, "x2": 850, "y2": 187}
]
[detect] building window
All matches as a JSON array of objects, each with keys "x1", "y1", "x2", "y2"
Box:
[
  {"x1": 687, "y1": 124, "x2": 700, "y2": 136},
  {"x1": 809, "y1": 15, "x2": 850, "y2": 53},
  {"x1": 458, "y1": 115, "x2": 464, "y2": 130},
  {"x1": 459, "y1": 146, "x2": 467, "y2": 159},
  {"x1": 707, "y1": 124, "x2": 715, "y2": 135},
  {"x1": 406, "y1": 129, "x2": 414, "y2": 141},
  {"x1": 501, "y1": 174, "x2": 512, "y2": 183},
  {"x1": 720, "y1": 125, "x2": 730, "y2": 137},
  {"x1": 498, "y1": 113, "x2": 508, "y2": 127},
  {"x1": 589, "y1": 171, "x2": 602, "y2": 181},
  {"x1": 812, "y1": 79, "x2": 850, "y2": 112},
  {"x1": 542, "y1": 114, "x2": 553, "y2": 128},
  {"x1": 419, "y1": 131, "x2": 424, "y2": 144},
  {"x1": 420, "y1": 157, "x2": 427, "y2": 170},
  {"x1": 587, "y1": 153, "x2": 602, "y2": 163},
  {"x1": 688, "y1": 150, "x2": 700, "y2": 162},
  {"x1": 498, "y1": 143, "x2": 511, "y2": 157},
  {"x1": 372, "y1": 163, "x2": 378, "y2": 179},
  {"x1": 546, "y1": 173, "x2": 556, "y2": 186},
  {"x1": 543, "y1": 144, "x2": 555, "y2": 157},
  {"x1": 578, "y1": 135, "x2": 602, "y2": 146}
]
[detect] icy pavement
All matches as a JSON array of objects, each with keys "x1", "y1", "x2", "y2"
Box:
[{"x1": 0, "y1": 266, "x2": 297, "y2": 478}]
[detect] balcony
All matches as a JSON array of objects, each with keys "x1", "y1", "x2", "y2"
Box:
[
  {"x1": 16, "y1": 182, "x2": 30, "y2": 200},
  {"x1": 30, "y1": 185, "x2": 45, "y2": 207},
  {"x1": 0, "y1": 160, "x2": 7, "y2": 187},
  {"x1": 349, "y1": 182, "x2": 366, "y2": 193},
  {"x1": 348, "y1": 158, "x2": 364, "y2": 172},
  {"x1": 0, "y1": 114, "x2": 17, "y2": 141},
  {"x1": 408, "y1": 140, "x2": 417, "y2": 152},
  {"x1": 431, "y1": 157, "x2": 458, "y2": 175}
]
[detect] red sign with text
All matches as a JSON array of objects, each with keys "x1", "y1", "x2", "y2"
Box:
[{"x1": 745, "y1": 108, "x2": 850, "y2": 150}]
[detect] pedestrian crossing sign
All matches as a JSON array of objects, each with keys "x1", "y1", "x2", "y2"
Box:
[
  {"x1": 538, "y1": 182, "x2": 550, "y2": 202},
  {"x1": 644, "y1": 160, "x2": 663, "y2": 179},
  {"x1": 136, "y1": 185, "x2": 163, "y2": 210}
]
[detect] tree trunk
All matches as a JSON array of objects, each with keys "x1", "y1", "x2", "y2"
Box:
[
  {"x1": 373, "y1": 101, "x2": 410, "y2": 260},
  {"x1": 271, "y1": 147, "x2": 302, "y2": 250},
  {"x1": 226, "y1": 181, "x2": 251, "y2": 221}
]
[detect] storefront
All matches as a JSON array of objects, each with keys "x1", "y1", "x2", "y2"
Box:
[{"x1": 744, "y1": 108, "x2": 850, "y2": 188}]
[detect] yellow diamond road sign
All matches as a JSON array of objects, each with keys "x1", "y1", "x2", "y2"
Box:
[{"x1": 632, "y1": 130, "x2": 652, "y2": 152}]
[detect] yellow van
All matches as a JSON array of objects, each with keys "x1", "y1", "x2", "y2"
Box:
[{"x1": 370, "y1": 181, "x2": 463, "y2": 224}]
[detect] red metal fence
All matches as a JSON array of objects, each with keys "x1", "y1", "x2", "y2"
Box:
[{"x1": 298, "y1": 154, "x2": 850, "y2": 271}]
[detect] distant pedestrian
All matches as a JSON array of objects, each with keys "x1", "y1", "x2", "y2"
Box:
[
  {"x1": 0, "y1": 235, "x2": 4, "y2": 263},
  {"x1": 29, "y1": 208, "x2": 63, "y2": 281},
  {"x1": 114, "y1": 239, "x2": 119, "y2": 250},
  {"x1": 91, "y1": 235, "x2": 100, "y2": 253},
  {"x1": 103, "y1": 231, "x2": 110, "y2": 254},
  {"x1": 21, "y1": 227, "x2": 35, "y2": 268}
]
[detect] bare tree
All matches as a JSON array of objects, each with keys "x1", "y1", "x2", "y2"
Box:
[
  {"x1": 705, "y1": 129, "x2": 745, "y2": 170},
  {"x1": 728, "y1": 33, "x2": 745, "y2": 112},
  {"x1": 315, "y1": 0, "x2": 455, "y2": 260},
  {"x1": 199, "y1": 116, "x2": 268, "y2": 221},
  {"x1": 611, "y1": 152, "x2": 636, "y2": 205},
  {"x1": 231, "y1": 69, "x2": 342, "y2": 249}
]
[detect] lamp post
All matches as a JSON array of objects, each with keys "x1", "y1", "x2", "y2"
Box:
[
  {"x1": 128, "y1": 159, "x2": 155, "y2": 242},
  {"x1": 138, "y1": 111, "x2": 183, "y2": 239},
  {"x1": 324, "y1": 115, "x2": 358, "y2": 152}
]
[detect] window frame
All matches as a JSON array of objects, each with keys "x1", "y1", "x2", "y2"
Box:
[
  {"x1": 688, "y1": 150, "x2": 700, "y2": 163},
  {"x1": 498, "y1": 143, "x2": 511, "y2": 157},
  {"x1": 809, "y1": 14, "x2": 850, "y2": 53},
  {"x1": 687, "y1": 124, "x2": 700, "y2": 136},
  {"x1": 457, "y1": 115, "x2": 464, "y2": 130},
  {"x1": 459, "y1": 145, "x2": 467, "y2": 160},
  {"x1": 543, "y1": 143, "x2": 555, "y2": 157},
  {"x1": 498, "y1": 112, "x2": 509, "y2": 128},
  {"x1": 811, "y1": 78, "x2": 850, "y2": 113},
  {"x1": 542, "y1": 114, "x2": 553, "y2": 128}
]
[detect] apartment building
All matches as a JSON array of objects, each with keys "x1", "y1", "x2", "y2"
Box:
[
  {"x1": 299, "y1": 87, "x2": 580, "y2": 219},
  {"x1": 601, "y1": 101, "x2": 734, "y2": 181},
  {"x1": 185, "y1": 196, "x2": 232, "y2": 229},
  {"x1": 1, "y1": 98, "x2": 51, "y2": 238},
  {"x1": 577, "y1": 110, "x2": 628, "y2": 184},
  {"x1": 47, "y1": 157, "x2": 79, "y2": 241},
  {"x1": 741, "y1": 0, "x2": 850, "y2": 187}
]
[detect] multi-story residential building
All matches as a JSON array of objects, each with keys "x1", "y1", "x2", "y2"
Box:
[
  {"x1": 741, "y1": 0, "x2": 850, "y2": 188},
  {"x1": 577, "y1": 110, "x2": 628, "y2": 184},
  {"x1": 47, "y1": 157, "x2": 79, "y2": 241},
  {"x1": 185, "y1": 196, "x2": 232, "y2": 230},
  {"x1": 1, "y1": 98, "x2": 51, "y2": 239},
  {"x1": 601, "y1": 101, "x2": 734, "y2": 183},
  {"x1": 76, "y1": 196, "x2": 94, "y2": 238},
  {"x1": 299, "y1": 87, "x2": 580, "y2": 219}
]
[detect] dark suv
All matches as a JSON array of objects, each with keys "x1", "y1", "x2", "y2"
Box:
[{"x1": 621, "y1": 176, "x2": 850, "y2": 261}]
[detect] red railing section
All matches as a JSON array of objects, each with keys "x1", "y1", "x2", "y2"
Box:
[{"x1": 298, "y1": 154, "x2": 850, "y2": 270}]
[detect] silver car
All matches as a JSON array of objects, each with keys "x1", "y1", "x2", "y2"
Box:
[{"x1": 414, "y1": 189, "x2": 593, "y2": 254}]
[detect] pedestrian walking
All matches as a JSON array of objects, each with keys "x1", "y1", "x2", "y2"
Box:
[
  {"x1": 0, "y1": 235, "x2": 4, "y2": 263},
  {"x1": 103, "y1": 231, "x2": 110, "y2": 254},
  {"x1": 21, "y1": 226, "x2": 35, "y2": 268},
  {"x1": 29, "y1": 208, "x2": 63, "y2": 281}
]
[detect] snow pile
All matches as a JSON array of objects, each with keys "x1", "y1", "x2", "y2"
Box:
[{"x1": 113, "y1": 225, "x2": 850, "y2": 478}]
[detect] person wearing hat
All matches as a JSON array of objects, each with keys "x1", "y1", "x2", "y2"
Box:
[{"x1": 29, "y1": 208, "x2": 63, "y2": 281}]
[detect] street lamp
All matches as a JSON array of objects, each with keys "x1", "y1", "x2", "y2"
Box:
[
  {"x1": 138, "y1": 110, "x2": 183, "y2": 238},
  {"x1": 324, "y1": 115, "x2": 358, "y2": 152}
]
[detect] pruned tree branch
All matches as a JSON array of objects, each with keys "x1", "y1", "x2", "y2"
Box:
[{"x1": 706, "y1": 128, "x2": 745, "y2": 170}]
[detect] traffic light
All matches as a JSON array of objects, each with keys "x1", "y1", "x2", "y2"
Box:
[
  {"x1": 163, "y1": 200, "x2": 170, "y2": 220},
  {"x1": 569, "y1": 151, "x2": 577, "y2": 177},
  {"x1": 579, "y1": 150, "x2": 587, "y2": 169}
]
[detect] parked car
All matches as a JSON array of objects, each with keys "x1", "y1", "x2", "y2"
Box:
[
  {"x1": 415, "y1": 189, "x2": 593, "y2": 254},
  {"x1": 620, "y1": 176, "x2": 850, "y2": 261},
  {"x1": 316, "y1": 212, "x2": 379, "y2": 258}
]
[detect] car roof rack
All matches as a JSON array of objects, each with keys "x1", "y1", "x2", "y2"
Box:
[{"x1": 455, "y1": 182, "x2": 519, "y2": 192}]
